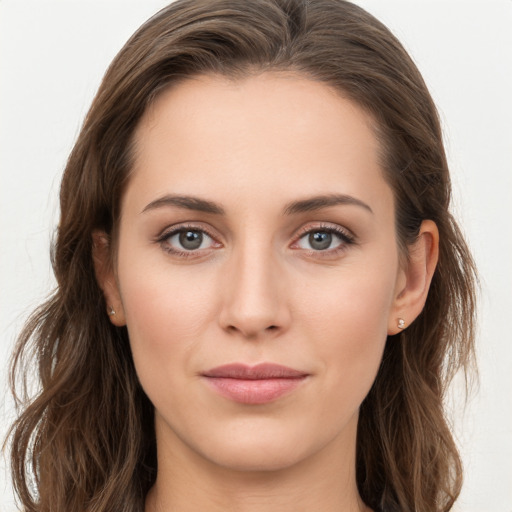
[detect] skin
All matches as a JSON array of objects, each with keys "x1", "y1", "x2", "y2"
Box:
[{"x1": 94, "y1": 73, "x2": 438, "y2": 512}]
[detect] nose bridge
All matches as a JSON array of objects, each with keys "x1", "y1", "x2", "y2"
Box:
[{"x1": 219, "y1": 231, "x2": 288, "y2": 337}]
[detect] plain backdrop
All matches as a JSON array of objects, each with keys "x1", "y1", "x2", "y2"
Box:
[{"x1": 1, "y1": 1, "x2": 511, "y2": 511}]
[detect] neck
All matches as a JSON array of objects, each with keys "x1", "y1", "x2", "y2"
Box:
[{"x1": 145, "y1": 414, "x2": 371, "y2": 512}]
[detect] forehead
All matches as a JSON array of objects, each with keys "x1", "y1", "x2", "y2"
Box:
[
  {"x1": 126, "y1": 72, "x2": 391, "y2": 217},
  {"x1": 136, "y1": 71, "x2": 379, "y2": 153}
]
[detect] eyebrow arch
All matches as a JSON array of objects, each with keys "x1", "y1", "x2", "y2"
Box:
[
  {"x1": 141, "y1": 193, "x2": 373, "y2": 216},
  {"x1": 283, "y1": 194, "x2": 373, "y2": 215},
  {"x1": 141, "y1": 194, "x2": 226, "y2": 215}
]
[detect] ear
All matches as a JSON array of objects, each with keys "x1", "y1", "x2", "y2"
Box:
[
  {"x1": 388, "y1": 220, "x2": 439, "y2": 335},
  {"x1": 92, "y1": 230, "x2": 126, "y2": 326}
]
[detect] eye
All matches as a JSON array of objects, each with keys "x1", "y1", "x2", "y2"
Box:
[
  {"x1": 170, "y1": 230, "x2": 210, "y2": 250},
  {"x1": 293, "y1": 225, "x2": 355, "y2": 253},
  {"x1": 158, "y1": 225, "x2": 220, "y2": 255}
]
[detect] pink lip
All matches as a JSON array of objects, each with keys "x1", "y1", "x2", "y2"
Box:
[{"x1": 201, "y1": 363, "x2": 309, "y2": 404}]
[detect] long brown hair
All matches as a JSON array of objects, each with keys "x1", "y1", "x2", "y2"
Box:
[{"x1": 6, "y1": 1, "x2": 477, "y2": 511}]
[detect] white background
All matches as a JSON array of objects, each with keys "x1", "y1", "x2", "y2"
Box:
[{"x1": 1, "y1": 1, "x2": 511, "y2": 510}]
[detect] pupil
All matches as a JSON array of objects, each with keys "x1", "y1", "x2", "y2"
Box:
[
  {"x1": 179, "y1": 231, "x2": 202, "y2": 250},
  {"x1": 309, "y1": 232, "x2": 332, "y2": 250}
]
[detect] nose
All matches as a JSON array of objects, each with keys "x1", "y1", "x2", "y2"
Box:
[{"x1": 218, "y1": 242, "x2": 291, "y2": 339}]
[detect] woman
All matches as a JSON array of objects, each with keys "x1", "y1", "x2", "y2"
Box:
[{"x1": 6, "y1": 0, "x2": 477, "y2": 511}]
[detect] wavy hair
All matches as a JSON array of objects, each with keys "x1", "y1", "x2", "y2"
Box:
[{"x1": 6, "y1": 1, "x2": 477, "y2": 511}]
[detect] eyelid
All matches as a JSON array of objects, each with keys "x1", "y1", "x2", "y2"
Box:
[
  {"x1": 156, "y1": 223, "x2": 222, "y2": 257},
  {"x1": 154, "y1": 221, "x2": 356, "y2": 259},
  {"x1": 157, "y1": 222, "x2": 219, "y2": 241},
  {"x1": 292, "y1": 222, "x2": 355, "y2": 243},
  {"x1": 290, "y1": 222, "x2": 356, "y2": 255}
]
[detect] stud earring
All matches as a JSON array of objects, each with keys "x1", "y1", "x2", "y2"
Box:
[
  {"x1": 397, "y1": 318, "x2": 405, "y2": 329},
  {"x1": 108, "y1": 306, "x2": 116, "y2": 316}
]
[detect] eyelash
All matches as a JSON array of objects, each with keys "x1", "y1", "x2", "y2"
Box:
[
  {"x1": 156, "y1": 222, "x2": 356, "y2": 259},
  {"x1": 156, "y1": 223, "x2": 219, "y2": 259},
  {"x1": 292, "y1": 223, "x2": 356, "y2": 257}
]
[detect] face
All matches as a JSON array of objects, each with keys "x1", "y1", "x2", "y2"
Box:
[{"x1": 102, "y1": 73, "x2": 412, "y2": 473}]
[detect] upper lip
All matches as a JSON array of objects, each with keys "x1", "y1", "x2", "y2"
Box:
[{"x1": 201, "y1": 363, "x2": 308, "y2": 380}]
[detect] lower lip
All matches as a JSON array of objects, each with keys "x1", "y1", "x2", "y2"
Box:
[{"x1": 203, "y1": 376, "x2": 307, "y2": 404}]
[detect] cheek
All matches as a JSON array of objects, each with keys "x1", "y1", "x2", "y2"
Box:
[
  {"x1": 117, "y1": 255, "x2": 219, "y2": 382},
  {"x1": 299, "y1": 257, "x2": 397, "y2": 343},
  {"x1": 297, "y1": 261, "x2": 397, "y2": 401}
]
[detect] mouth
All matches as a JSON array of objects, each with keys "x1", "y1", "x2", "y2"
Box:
[{"x1": 201, "y1": 363, "x2": 309, "y2": 405}]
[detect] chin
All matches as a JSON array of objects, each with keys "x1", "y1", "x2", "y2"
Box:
[
  {"x1": 188, "y1": 419, "x2": 338, "y2": 474},
  {"x1": 203, "y1": 441, "x2": 310, "y2": 473}
]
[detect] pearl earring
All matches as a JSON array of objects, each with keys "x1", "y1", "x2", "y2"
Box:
[
  {"x1": 397, "y1": 318, "x2": 405, "y2": 329},
  {"x1": 108, "y1": 306, "x2": 116, "y2": 316}
]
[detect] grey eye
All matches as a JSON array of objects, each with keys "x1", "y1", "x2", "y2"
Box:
[
  {"x1": 309, "y1": 232, "x2": 332, "y2": 250},
  {"x1": 166, "y1": 230, "x2": 214, "y2": 251},
  {"x1": 297, "y1": 230, "x2": 343, "y2": 251},
  {"x1": 179, "y1": 231, "x2": 203, "y2": 250}
]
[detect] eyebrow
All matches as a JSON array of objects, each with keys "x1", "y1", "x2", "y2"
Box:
[
  {"x1": 141, "y1": 193, "x2": 373, "y2": 216},
  {"x1": 282, "y1": 193, "x2": 373, "y2": 215},
  {"x1": 142, "y1": 195, "x2": 226, "y2": 215}
]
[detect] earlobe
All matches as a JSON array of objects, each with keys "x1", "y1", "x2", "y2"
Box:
[
  {"x1": 92, "y1": 230, "x2": 126, "y2": 326},
  {"x1": 388, "y1": 220, "x2": 439, "y2": 335}
]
